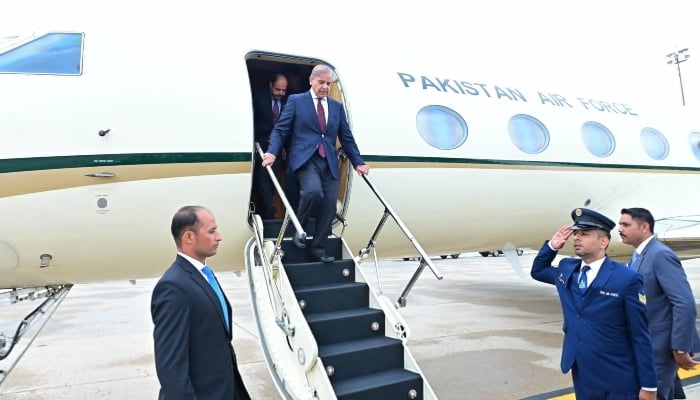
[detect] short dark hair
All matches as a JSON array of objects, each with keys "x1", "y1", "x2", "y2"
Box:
[
  {"x1": 171, "y1": 206, "x2": 205, "y2": 246},
  {"x1": 621, "y1": 207, "x2": 655, "y2": 233}
]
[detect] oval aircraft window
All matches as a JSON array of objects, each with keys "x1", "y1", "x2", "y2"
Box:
[
  {"x1": 508, "y1": 114, "x2": 550, "y2": 154},
  {"x1": 416, "y1": 105, "x2": 468, "y2": 150},
  {"x1": 581, "y1": 121, "x2": 615, "y2": 158},
  {"x1": 640, "y1": 127, "x2": 669, "y2": 160},
  {"x1": 690, "y1": 132, "x2": 700, "y2": 161}
]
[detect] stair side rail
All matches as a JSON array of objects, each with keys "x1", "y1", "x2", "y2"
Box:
[{"x1": 356, "y1": 173, "x2": 443, "y2": 307}]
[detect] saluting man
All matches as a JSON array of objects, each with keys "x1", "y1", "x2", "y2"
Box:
[{"x1": 531, "y1": 208, "x2": 657, "y2": 400}]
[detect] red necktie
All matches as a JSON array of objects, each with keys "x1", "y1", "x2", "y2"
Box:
[
  {"x1": 316, "y1": 98, "x2": 326, "y2": 158},
  {"x1": 272, "y1": 99, "x2": 280, "y2": 125}
]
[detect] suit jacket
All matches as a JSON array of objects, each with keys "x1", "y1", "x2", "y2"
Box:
[
  {"x1": 634, "y1": 236, "x2": 697, "y2": 360},
  {"x1": 267, "y1": 91, "x2": 364, "y2": 179},
  {"x1": 253, "y1": 87, "x2": 287, "y2": 152},
  {"x1": 151, "y1": 255, "x2": 250, "y2": 400},
  {"x1": 531, "y1": 242, "x2": 656, "y2": 392}
]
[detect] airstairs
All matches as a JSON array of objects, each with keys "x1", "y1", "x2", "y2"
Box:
[{"x1": 246, "y1": 145, "x2": 441, "y2": 400}]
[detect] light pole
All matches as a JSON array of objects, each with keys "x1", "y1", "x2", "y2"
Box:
[{"x1": 666, "y1": 48, "x2": 690, "y2": 106}]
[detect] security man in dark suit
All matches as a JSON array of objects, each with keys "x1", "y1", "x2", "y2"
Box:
[
  {"x1": 531, "y1": 208, "x2": 657, "y2": 400},
  {"x1": 619, "y1": 207, "x2": 698, "y2": 400},
  {"x1": 252, "y1": 72, "x2": 289, "y2": 219},
  {"x1": 151, "y1": 206, "x2": 251, "y2": 400}
]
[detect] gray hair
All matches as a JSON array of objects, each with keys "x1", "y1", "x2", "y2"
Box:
[{"x1": 310, "y1": 64, "x2": 335, "y2": 80}]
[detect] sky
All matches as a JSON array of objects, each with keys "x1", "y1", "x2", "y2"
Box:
[
  {"x1": 376, "y1": 0, "x2": 700, "y2": 114},
  {"x1": 2, "y1": 0, "x2": 697, "y2": 113}
]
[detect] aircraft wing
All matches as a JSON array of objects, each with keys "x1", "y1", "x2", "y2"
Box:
[{"x1": 655, "y1": 215, "x2": 700, "y2": 260}]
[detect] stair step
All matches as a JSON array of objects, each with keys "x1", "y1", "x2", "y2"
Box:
[
  {"x1": 285, "y1": 259, "x2": 355, "y2": 287},
  {"x1": 306, "y1": 308, "x2": 385, "y2": 345},
  {"x1": 295, "y1": 282, "x2": 369, "y2": 314},
  {"x1": 333, "y1": 368, "x2": 423, "y2": 400},
  {"x1": 320, "y1": 337, "x2": 404, "y2": 382},
  {"x1": 262, "y1": 218, "x2": 316, "y2": 238},
  {"x1": 280, "y1": 237, "x2": 343, "y2": 263}
]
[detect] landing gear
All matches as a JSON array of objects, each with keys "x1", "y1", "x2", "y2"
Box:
[
  {"x1": 479, "y1": 249, "x2": 524, "y2": 257},
  {"x1": 440, "y1": 254, "x2": 460, "y2": 259}
]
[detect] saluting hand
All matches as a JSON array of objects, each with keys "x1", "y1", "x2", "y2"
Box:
[{"x1": 550, "y1": 225, "x2": 573, "y2": 250}]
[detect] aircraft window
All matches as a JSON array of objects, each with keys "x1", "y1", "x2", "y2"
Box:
[
  {"x1": 581, "y1": 121, "x2": 615, "y2": 157},
  {"x1": 416, "y1": 105, "x2": 468, "y2": 150},
  {"x1": 690, "y1": 132, "x2": 700, "y2": 161},
  {"x1": 0, "y1": 32, "x2": 83, "y2": 75},
  {"x1": 640, "y1": 127, "x2": 669, "y2": 160},
  {"x1": 508, "y1": 114, "x2": 550, "y2": 154}
]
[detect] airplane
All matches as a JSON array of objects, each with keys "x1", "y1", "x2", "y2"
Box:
[{"x1": 2, "y1": 1, "x2": 700, "y2": 398}]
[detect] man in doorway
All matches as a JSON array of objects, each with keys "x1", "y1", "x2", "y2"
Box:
[{"x1": 262, "y1": 64, "x2": 369, "y2": 263}]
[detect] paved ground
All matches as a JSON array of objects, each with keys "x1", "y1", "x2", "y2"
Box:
[{"x1": 2, "y1": 251, "x2": 700, "y2": 399}]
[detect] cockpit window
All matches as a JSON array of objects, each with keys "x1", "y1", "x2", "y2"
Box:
[
  {"x1": 416, "y1": 105, "x2": 468, "y2": 150},
  {"x1": 581, "y1": 121, "x2": 615, "y2": 158},
  {"x1": 690, "y1": 132, "x2": 700, "y2": 161},
  {"x1": 640, "y1": 127, "x2": 669, "y2": 160},
  {"x1": 0, "y1": 32, "x2": 83, "y2": 75},
  {"x1": 508, "y1": 114, "x2": 550, "y2": 154}
]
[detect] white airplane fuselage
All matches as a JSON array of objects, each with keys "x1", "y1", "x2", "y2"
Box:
[{"x1": 1, "y1": 1, "x2": 699, "y2": 289}]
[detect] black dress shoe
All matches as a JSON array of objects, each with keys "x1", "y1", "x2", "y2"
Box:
[
  {"x1": 292, "y1": 233, "x2": 306, "y2": 249},
  {"x1": 312, "y1": 253, "x2": 335, "y2": 263}
]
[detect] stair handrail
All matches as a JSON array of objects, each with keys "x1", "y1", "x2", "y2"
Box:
[
  {"x1": 250, "y1": 213, "x2": 294, "y2": 337},
  {"x1": 356, "y1": 173, "x2": 443, "y2": 307},
  {"x1": 254, "y1": 142, "x2": 306, "y2": 264}
]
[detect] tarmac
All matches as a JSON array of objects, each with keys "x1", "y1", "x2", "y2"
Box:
[{"x1": 2, "y1": 251, "x2": 700, "y2": 400}]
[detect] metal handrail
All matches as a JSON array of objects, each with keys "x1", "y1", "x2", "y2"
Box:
[
  {"x1": 250, "y1": 142, "x2": 309, "y2": 336},
  {"x1": 254, "y1": 142, "x2": 306, "y2": 264},
  {"x1": 250, "y1": 213, "x2": 293, "y2": 336},
  {"x1": 356, "y1": 174, "x2": 443, "y2": 307}
]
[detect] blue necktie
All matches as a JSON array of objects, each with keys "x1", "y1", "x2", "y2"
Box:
[
  {"x1": 578, "y1": 265, "x2": 591, "y2": 292},
  {"x1": 629, "y1": 251, "x2": 639, "y2": 269},
  {"x1": 202, "y1": 266, "x2": 230, "y2": 330}
]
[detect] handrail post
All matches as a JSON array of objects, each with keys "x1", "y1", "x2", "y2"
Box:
[{"x1": 361, "y1": 174, "x2": 443, "y2": 281}]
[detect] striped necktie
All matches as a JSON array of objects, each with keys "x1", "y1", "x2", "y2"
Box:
[
  {"x1": 272, "y1": 99, "x2": 280, "y2": 125},
  {"x1": 202, "y1": 265, "x2": 230, "y2": 330}
]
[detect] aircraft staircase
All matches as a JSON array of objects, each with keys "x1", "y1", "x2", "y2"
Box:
[
  {"x1": 263, "y1": 219, "x2": 424, "y2": 399},
  {"x1": 246, "y1": 143, "x2": 440, "y2": 399}
]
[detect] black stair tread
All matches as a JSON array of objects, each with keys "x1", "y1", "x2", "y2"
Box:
[
  {"x1": 333, "y1": 368, "x2": 421, "y2": 395},
  {"x1": 294, "y1": 281, "x2": 367, "y2": 292},
  {"x1": 305, "y1": 307, "x2": 383, "y2": 323},
  {"x1": 319, "y1": 336, "x2": 401, "y2": 357},
  {"x1": 285, "y1": 258, "x2": 354, "y2": 268}
]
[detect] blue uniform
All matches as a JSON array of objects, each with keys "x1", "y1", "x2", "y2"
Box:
[{"x1": 531, "y1": 242, "x2": 657, "y2": 398}]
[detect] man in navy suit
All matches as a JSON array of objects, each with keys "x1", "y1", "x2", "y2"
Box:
[
  {"x1": 619, "y1": 207, "x2": 698, "y2": 400},
  {"x1": 151, "y1": 206, "x2": 251, "y2": 400},
  {"x1": 262, "y1": 64, "x2": 369, "y2": 263},
  {"x1": 252, "y1": 72, "x2": 289, "y2": 219},
  {"x1": 531, "y1": 208, "x2": 657, "y2": 400}
]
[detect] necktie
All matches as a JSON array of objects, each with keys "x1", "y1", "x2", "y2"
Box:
[
  {"x1": 578, "y1": 265, "x2": 591, "y2": 292},
  {"x1": 202, "y1": 266, "x2": 230, "y2": 330},
  {"x1": 272, "y1": 99, "x2": 280, "y2": 125},
  {"x1": 316, "y1": 98, "x2": 326, "y2": 158},
  {"x1": 629, "y1": 251, "x2": 639, "y2": 269}
]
